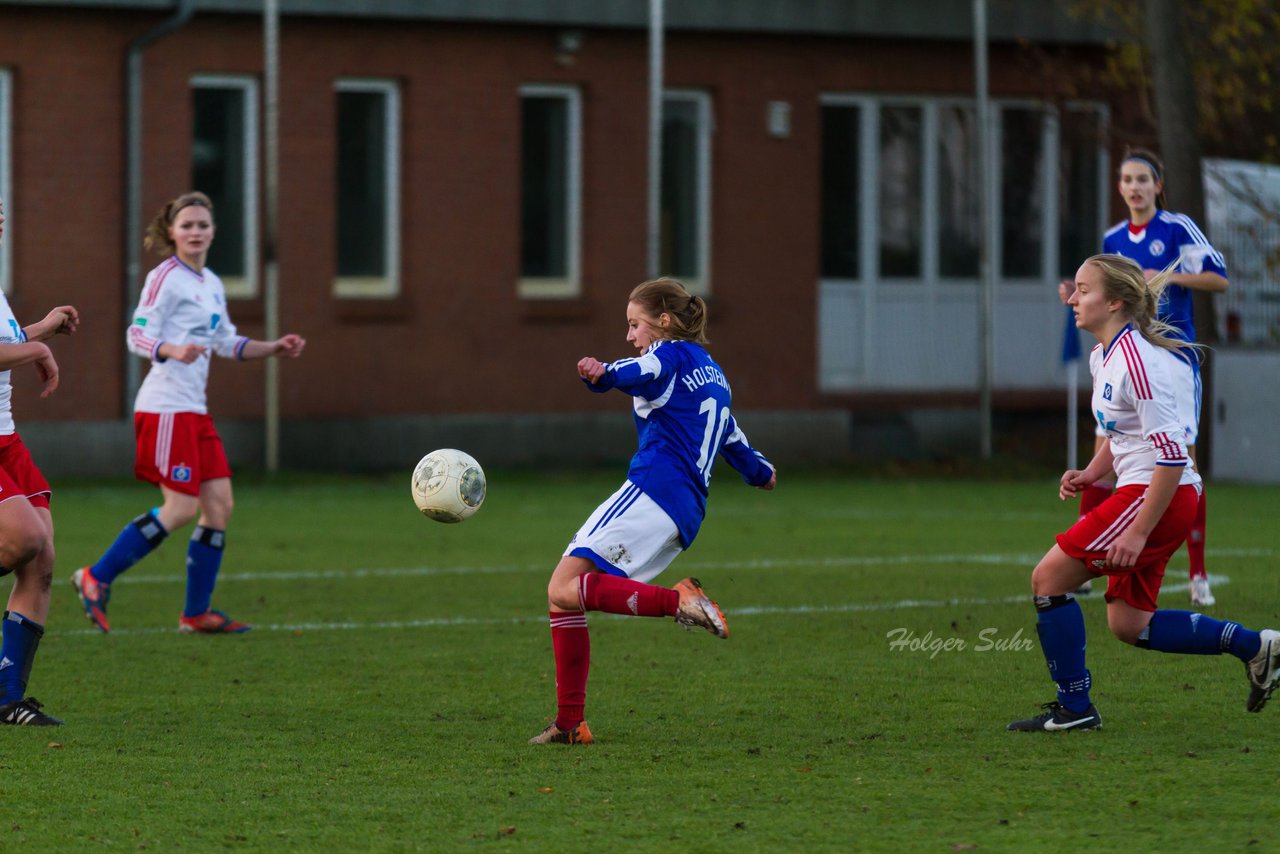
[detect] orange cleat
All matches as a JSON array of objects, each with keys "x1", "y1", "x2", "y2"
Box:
[
  {"x1": 673, "y1": 577, "x2": 729, "y2": 639},
  {"x1": 528, "y1": 720, "x2": 594, "y2": 745}
]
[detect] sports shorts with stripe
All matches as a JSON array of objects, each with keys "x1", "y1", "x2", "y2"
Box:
[
  {"x1": 1056, "y1": 482, "x2": 1200, "y2": 611},
  {"x1": 0, "y1": 433, "x2": 51, "y2": 510},
  {"x1": 134, "y1": 411, "x2": 232, "y2": 496},
  {"x1": 563, "y1": 479, "x2": 684, "y2": 584}
]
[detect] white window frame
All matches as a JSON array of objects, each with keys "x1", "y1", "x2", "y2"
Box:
[
  {"x1": 191, "y1": 73, "x2": 260, "y2": 298},
  {"x1": 518, "y1": 83, "x2": 582, "y2": 300},
  {"x1": 0, "y1": 69, "x2": 12, "y2": 295},
  {"x1": 334, "y1": 77, "x2": 401, "y2": 299},
  {"x1": 662, "y1": 89, "x2": 713, "y2": 295}
]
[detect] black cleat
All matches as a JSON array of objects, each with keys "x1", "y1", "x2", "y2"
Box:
[
  {"x1": 1007, "y1": 701, "x2": 1101, "y2": 732},
  {"x1": 0, "y1": 697, "x2": 63, "y2": 726}
]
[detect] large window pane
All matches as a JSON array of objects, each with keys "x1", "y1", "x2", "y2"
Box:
[
  {"x1": 192, "y1": 76, "x2": 257, "y2": 296},
  {"x1": 821, "y1": 105, "x2": 860, "y2": 278},
  {"x1": 879, "y1": 106, "x2": 922, "y2": 278},
  {"x1": 1001, "y1": 107, "x2": 1045, "y2": 278},
  {"x1": 938, "y1": 105, "x2": 980, "y2": 278},
  {"x1": 1059, "y1": 106, "x2": 1105, "y2": 276},
  {"x1": 335, "y1": 79, "x2": 399, "y2": 297},
  {"x1": 661, "y1": 92, "x2": 710, "y2": 288},
  {"x1": 519, "y1": 85, "x2": 580, "y2": 298}
]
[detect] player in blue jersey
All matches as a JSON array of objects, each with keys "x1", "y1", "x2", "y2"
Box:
[
  {"x1": 0, "y1": 195, "x2": 80, "y2": 725},
  {"x1": 1009, "y1": 255, "x2": 1277, "y2": 732},
  {"x1": 1074, "y1": 149, "x2": 1227, "y2": 607},
  {"x1": 529, "y1": 277, "x2": 776, "y2": 745}
]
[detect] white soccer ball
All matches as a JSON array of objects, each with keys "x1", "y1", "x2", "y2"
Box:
[{"x1": 411, "y1": 449, "x2": 486, "y2": 523}]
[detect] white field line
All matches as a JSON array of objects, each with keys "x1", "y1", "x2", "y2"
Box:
[
  {"x1": 89, "y1": 546, "x2": 1274, "y2": 586},
  {"x1": 55, "y1": 572, "x2": 1235, "y2": 638}
]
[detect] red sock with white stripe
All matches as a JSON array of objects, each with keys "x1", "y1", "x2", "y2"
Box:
[
  {"x1": 550, "y1": 610, "x2": 589, "y2": 730},
  {"x1": 1188, "y1": 490, "x2": 1207, "y2": 579},
  {"x1": 578, "y1": 573, "x2": 679, "y2": 617},
  {"x1": 1078, "y1": 480, "x2": 1115, "y2": 521}
]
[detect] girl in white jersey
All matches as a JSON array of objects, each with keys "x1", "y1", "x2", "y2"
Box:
[
  {"x1": 1009, "y1": 255, "x2": 1278, "y2": 732},
  {"x1": 72, "y1": 192, "x2": 305, "y2": 634},
  {"x1": 529, "y1": 278, "x2": 776, "y2": 745},
  {"x1": 0, "y1": 195, "x2": 79, "y2": 725}
]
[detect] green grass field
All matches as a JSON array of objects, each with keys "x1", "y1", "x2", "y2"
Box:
[{"x1": 5, "y1": 469, "x2": 1280, "y2": 850}]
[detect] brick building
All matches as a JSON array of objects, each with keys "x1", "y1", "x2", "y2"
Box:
[{"x1": 0, "y1": 0, "x2": 1125, "y2": 472}]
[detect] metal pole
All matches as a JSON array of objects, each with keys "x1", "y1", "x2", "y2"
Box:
[
  {"x1": 973, "y1": 0, "x2": 994, "y2": 460},
  {"x1": 263, "y1": 0, "x2": 281, "y2": 471},
  {"x1": 123, "y1": 0, "x2": 196, "y2": 416},
  {"x1": 1067, "y1": 360, "x2": 1079, "y2": 470},
  {"x1": 646, "y1": 0, "x2": 664, "y2": 279}
]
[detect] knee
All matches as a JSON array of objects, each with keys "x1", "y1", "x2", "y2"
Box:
[
  {"x1": 0, "y1": 526, "x2": 46, "y2": 572},
  {"x1": 547, "y1": 577, "x2": 580, "y2": 611},
  {"x1": 1107, "y1": 618, "x2": 1144, "y2": 646}
]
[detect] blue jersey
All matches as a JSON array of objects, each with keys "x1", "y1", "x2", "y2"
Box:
[
  {"x1": 585, "y1": 339, "x2": 774, "y2": 547},
  {"x1": 1102, "y1": 209, "x2": 1227, "y2": 348}
]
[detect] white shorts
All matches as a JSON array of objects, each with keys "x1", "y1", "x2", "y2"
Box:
[{"x1": 564, "y1": 480, "x2": 683, "y2": 583}]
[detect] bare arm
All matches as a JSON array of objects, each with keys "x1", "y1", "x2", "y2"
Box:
[
  {"x1": 1104, "y1": 464, "x2": 1185, "y2": 568},
  {"x1": 23, "y1": 305, "x2": 80, "y2": 342},
  {"x1": 0, "y1": 341, "x2": 59, "y2": 397},
  {"x1": 238, "y1": 334, "x2": 306, "y2": 361}
]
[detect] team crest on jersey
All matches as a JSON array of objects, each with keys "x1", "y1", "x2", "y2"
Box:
[
  {"x1": 1149, "y1": 239, "x2": 1166, "y2": 257},
  {"x1": 1102, "y1": 382, "x2": 1113, "y2": 401},
  {"x1": 171, "y1": 464, "x2": 193, "y2": 483}
]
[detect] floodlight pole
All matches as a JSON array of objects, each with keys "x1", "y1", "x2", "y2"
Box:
[
  {"x1": 973, "y1": 0, "x2": 995, "y2": 460},
  {"x1": 263, "y1": 0, "x2": 281, "y2": 472},
  {"x1": 646, "y1": 0, "x2": 664, "y2": 278}
]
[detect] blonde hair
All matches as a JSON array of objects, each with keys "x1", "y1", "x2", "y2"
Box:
[
  {"x1": 1083, "y1": 253, "x2": 1199, "y2": 356},
  {"x1": 628, "y1": 277, "x2": 709, "y2": 344},
  {"x1": 144, "y1": 191, "x2": 214, "y2": 257}
]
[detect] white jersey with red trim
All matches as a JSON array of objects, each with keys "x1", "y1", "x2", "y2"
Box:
[
  {"x1": 128, "y1": 257, "x2": 249, "y2": 414},
  {"x1": 0, "y1": 290, "x2": 25, "y2": 435},
  {"x1": 1088, "y1": 324, "x2": 1201, "y2": 489}
]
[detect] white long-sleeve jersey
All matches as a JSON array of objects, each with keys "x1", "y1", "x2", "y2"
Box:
[
  {"x1": 0, "y1": 291, "x2": 27, "y2": 435},
  {"x1": 127, "y1": 257, "x2": 248, "y2": 414},
  {"x1": 1089, "y1": 324, "x2": 1201, "y2": 489}
]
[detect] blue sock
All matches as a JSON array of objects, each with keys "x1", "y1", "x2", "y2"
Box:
[
  {"x1": 1034, "y1": 595, "x2": 1092, "y2": 713},
  {"x1": 92, "y1": 511, "x2": 169, "y2": 584},
  {"x1": 184, "y1": 526, "x2": 226, "y2": 618},
  {"x1": 0, "y1": 611, "x2": 43, "y2": 703},
  {"x1": 1142, "y1": 610, "x2": 1263, "y2": 661}
]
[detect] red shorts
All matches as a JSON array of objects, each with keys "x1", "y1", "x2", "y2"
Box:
[
  {"x1": 134, "y1": 412, "x2": 232, "y2": 496},
  {"x1": 0, "y1": 433, "x2": 51, "y2": 509},
  {"x1": 1056, "y1": 482, "x2": 1200, "y2": 611}
]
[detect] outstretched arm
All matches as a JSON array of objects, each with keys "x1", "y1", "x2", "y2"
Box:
[
  {"x1": 237, "y1": 334, "x2": 307, "y2": 361},
  {"x1": 23, "y1": 305, "x2": 80, "y2": 342}
]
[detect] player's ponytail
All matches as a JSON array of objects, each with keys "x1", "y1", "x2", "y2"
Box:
[
  {"x1": 1085, "y1": 254, "x2": 1198, "y2": 357},
  {"x1": 144, "y1": 191, "x2": 215, "y2": 257},
  {"x1": 629, "y1": 277, "x2": 710, "y2": 344}
]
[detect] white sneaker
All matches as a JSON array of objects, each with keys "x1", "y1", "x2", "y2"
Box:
[
  {"x1": 1190, "y1": 576, "x2": 1216, "y2": 608},
  {"x1": 1074, "y1": 579, "x2": 1094, "y2": 595},
  {"x1": 1246, "y1": 629, "x2": 1280, "y2": 713}
]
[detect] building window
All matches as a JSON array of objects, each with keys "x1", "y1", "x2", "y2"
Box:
[
  {"x1": 937, "y1": 104, "x2": 980, "y2": 278},
  {"x1": 1058, "y1": 103, "x2": 1109, "y2": 277},
  {"x1": 335, "y1": 78, "x2": 400, "y2": 298},
  {"x1": 999, "y1": 106, "x2": 1047, "y2": 279},
  {"x1": 820, "y1": 104, "x2": 861, "y2": 279},
  {"x1": 0, "y1": 69, "x2": 11, "y2": 295},
  {"x1": 661, "y1": 90, "x2": 712, "y2": 294},
  {"x1": 879, "y1": 105, "x2": 923, "y2": 278},
  {"x1": 192, "y1": 74, "x2": 259, "y2": 298},
  {"x1": 519, "y1": 84, "x2": 581, "y2": 299}
]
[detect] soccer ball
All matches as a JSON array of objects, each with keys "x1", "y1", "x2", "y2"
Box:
[{"x1": 411, "y1": 449, "x2": 486, "y2": 523}]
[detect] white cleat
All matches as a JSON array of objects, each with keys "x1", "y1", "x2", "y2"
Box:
[
  {"x1": 1246, "y1": 629, "x2": 1280, "y2": 713},
  {"x1": 1190, "y1": 576, "x2": 1216, "y2": 608}
]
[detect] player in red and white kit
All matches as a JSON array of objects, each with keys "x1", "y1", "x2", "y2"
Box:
[
  {"x1": 72, "y1": 192, "x2": 305, "y2": 634},
  {"x1": 1009, "y1": 254, "x2": 1278, "y2": 732},
  {"x1": 0, "y1": 194, "x2": 79, "y2": 725}
]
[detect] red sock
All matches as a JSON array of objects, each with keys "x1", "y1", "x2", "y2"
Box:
[
  {"x1": 550, "y1": 610, "x2": 589, "y2": 729},
  {"x1": 1078, "y1": 480, "x2": 1114, "y2": 521},
  {"x1": 1188, "y1": 490, "x2": 1207, "y2": 580},
  {"x1": 579, "y1": 573, "x2": 679, "y2": 618}
]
